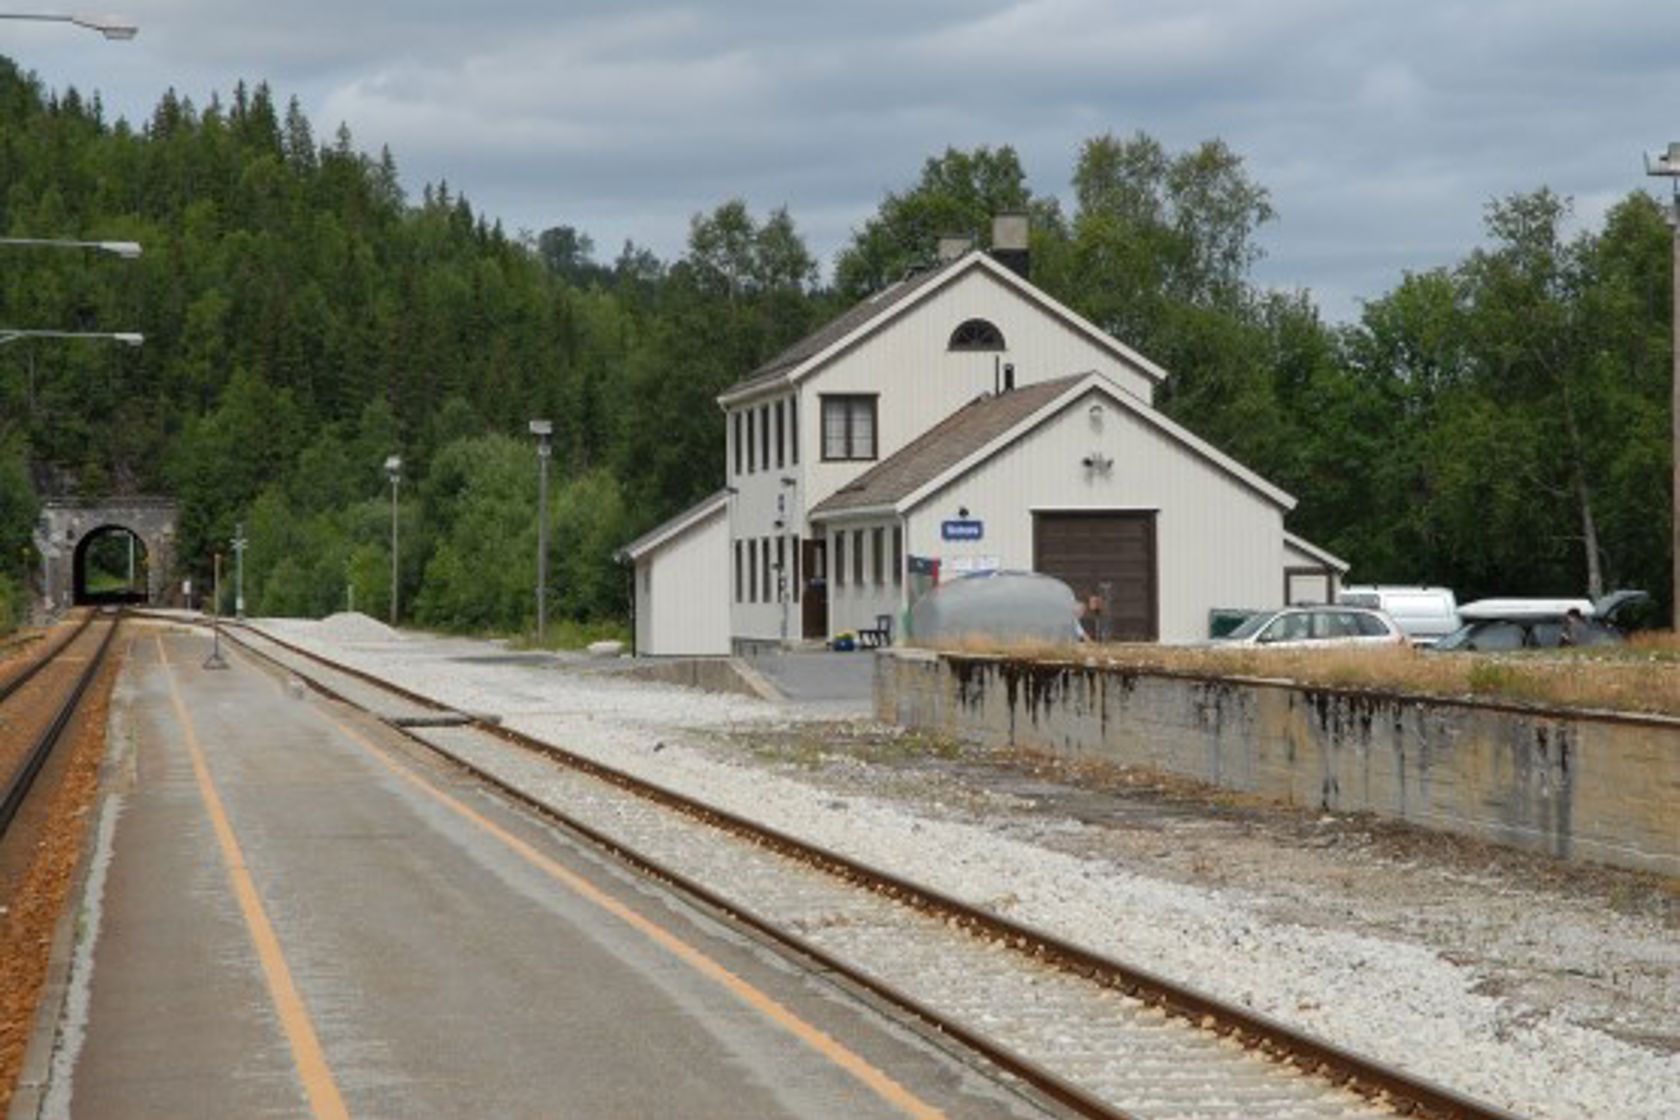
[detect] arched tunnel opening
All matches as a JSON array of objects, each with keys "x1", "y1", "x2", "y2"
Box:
[{"x1": 73, "y1": 525, "x2": 150, "y2": 605}]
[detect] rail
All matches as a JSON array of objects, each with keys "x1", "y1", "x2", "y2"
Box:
[{"x1": 198, "y1": 616, "x2": 1520, "y2": 1120}]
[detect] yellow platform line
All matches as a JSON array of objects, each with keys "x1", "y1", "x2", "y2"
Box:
[
  {"x1": 330, "y1": 713, "x2": 946, "y2": 1120},
  {"x1": 157, "y1": 636, "x2": 350, "y2": 1120}
]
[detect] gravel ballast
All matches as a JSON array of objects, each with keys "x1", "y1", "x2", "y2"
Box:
[{"x1": 256, "y1": 617, "x2": 1680, "y2": 1120}]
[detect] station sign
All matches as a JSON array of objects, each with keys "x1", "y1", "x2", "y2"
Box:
[{"x1": 941, "y1": 519, "x2": 984, "y2": 541}]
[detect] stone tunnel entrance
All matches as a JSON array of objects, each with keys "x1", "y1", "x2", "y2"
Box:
[
  {"x1": 35, "y1": 497, "x2": 179, "y2": 611},
  {"x1": 72, "y1": 525, "x2": 151, "y2": 604}
]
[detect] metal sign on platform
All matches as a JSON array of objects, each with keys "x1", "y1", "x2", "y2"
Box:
[{"x1": 941, "y1": 519, "x2": 984, "y2": 541}]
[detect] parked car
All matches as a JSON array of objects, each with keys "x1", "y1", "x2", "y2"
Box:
[
  {"x1": 1431, "y1": 590, "x2": 1652, "y2": 652},
  {"x1": 1211, "y1": 604, "x2": 1406, "y2": 649},
  {"x1": 908, "y1": 570, "x2": 1084, "y2": 645},
  {"x1": 1336, "y1": 585, "x2": 1459, "y2": 646}
]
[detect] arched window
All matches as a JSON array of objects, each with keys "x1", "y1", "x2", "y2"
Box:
[{"x1": 948, "y1": 318, "x2": 1005, "y2": 351}]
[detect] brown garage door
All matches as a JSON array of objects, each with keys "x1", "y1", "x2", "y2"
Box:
[{"x1": 1034, "y1": 511, "x2": 1158, "y2": 641}]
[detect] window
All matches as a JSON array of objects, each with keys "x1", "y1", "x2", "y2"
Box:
[
  {"x1": 791, "y1": 534, "x2": 801, "y2": 602},
  {"x1": 747, "y1": 410, "x2": 756, "y2": 474},
  {"x1": 871, "y1": 527, "x2": 884, "y2": 586},
  {"x1": 891, "y1": 526, "x2": 902, "y2": 587},
  {"x1": 760, "y1": 405, "x2": 770, "y2": 470},
  {"x1": 948, "y1": 318, "x2": 1005, "y2": 351},
  {"x1": 852, "y1": 529, "x2": 864, "y2": 586},
  {"x1": 790, "y1": 397, "x2": 799, "y2": 465},
  {"x1": 821, "y1": 395, "x2": 877, "y2": 461},
  {"x1": 747, "y1": 538, "x2": 757, "y2": 602},
  {"x1": 775, "y1": 400, "x2": 786, "y2": 469},
  {"x1": 761, "y1": 537, "x2": 772, "y2": 603},
  {"x1": 834, "y1": 532, "x2": 846, "y2": 587},
  {"x1": 733, "y1": 412, "x2": 743, "y2": 476},
  {"x1": 734, "y1": 540, "x2": 743, "y2": 602},
  {"x1": 775, "y1": 536, "x2": 785, "y2": 601}
]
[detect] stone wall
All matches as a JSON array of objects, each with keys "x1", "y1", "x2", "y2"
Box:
[{"x1": 876, "y1": 650, "x2": 1680, "y2": 877}]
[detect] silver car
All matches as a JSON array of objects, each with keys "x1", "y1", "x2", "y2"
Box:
[{"x1": 1214, "y1": 605, "x2": 1407, "y2": 649}]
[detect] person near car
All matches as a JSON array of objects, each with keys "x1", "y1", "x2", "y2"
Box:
[{"x1": 1560, "y1": 607, "x2": 1589, "y2": 646}]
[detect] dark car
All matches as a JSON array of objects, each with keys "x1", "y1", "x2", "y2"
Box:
[{"x1": 1431, "y1": 591, "x2": 1651, "y2": 652}]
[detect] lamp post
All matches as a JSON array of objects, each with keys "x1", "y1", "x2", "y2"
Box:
[
  {"x1": 0, "y1": 329, "x2": 142, "y2": 347},
  {"x1": 384, "y1": 455, "x2": 401, "y2": 627},
  {"x1": 231, "y1": 522, "x2": 247, "y2": 620},
  {"x1": 1645, "y1": 142, "x2": 1680, "y2": 630},
  {"x1": 0, "y1": 237, "x2": 141, "y2": 257},
  {"x1": 0, "y1": 12, "x2": 138, "y2": 38},
  {"x1": 529, "y1": 419, "x2": 553, "y2": 644}
]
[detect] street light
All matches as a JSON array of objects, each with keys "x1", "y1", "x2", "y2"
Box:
[
  {"x1": 0, "y1": 329, "x2": 142, "y2": 346},
  {"x1": 0, "y1": 237, "x2": 141, "y2": 258},
  {"x1": 231, "y1": 522, "x2": 247, "y2": 620},
  {"x1": 1644, "y1": 142, "x2": 1680, "y2": 630},
  {"x1": 529, "y1": 419, "x2": 553, "y2": 644},
  {"x1": 0, "y1": 12, "x2": 138, "y2": 38},
  {"x1": 384, "y1": 455, "x2": 401, "y2": 627}
]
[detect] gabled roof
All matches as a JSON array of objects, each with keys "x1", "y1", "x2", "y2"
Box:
[
  {"x1": 809, "y1": 371, "x2": 1296, "y2": 520},
  {"x1": 614, "y1": 489, "x2": 729, "y2": 562},
  {"x1": 716, "y1": 251, "x2": 1170, "y2": 407},
  {"x1": 810, "y1": 377, "x2": 1083, "y2": 516}
]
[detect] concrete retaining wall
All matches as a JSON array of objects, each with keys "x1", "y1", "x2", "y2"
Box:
[
  {"x1": 600, "y1": 656, "x2": 780, "y2": 702},
  {"x1": 876, "y1": 650, "x2": 1680, "y2": 877}
]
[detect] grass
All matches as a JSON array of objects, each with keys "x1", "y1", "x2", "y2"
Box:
[{"x1": 920, "y1": 633, "x2": 1680, "y2": 719}]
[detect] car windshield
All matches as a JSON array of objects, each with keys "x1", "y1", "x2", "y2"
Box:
[{"x1": 1223, "y1": 610, "x2": 1278, "y2": 641}]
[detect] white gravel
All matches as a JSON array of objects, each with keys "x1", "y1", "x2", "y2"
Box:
[{"x1": 256, "y1": 616, "x2": 1680, "y2": 1120}]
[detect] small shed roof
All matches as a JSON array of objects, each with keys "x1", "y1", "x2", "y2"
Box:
[{"x1": 615, "y1": 489, "x2": 729, "y2": 562}]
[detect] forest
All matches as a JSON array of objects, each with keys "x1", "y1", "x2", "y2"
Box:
[{"x1": 0, "y1": 56, "x2": 1671, "y2": 638}]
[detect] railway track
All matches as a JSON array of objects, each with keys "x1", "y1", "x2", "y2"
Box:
[
  {"x1": 182, "y1": 616, "x2": 1519, "y2": 1120},
  {"x1": 0, "y1": 611, "x2": 119, "y2": 839}
]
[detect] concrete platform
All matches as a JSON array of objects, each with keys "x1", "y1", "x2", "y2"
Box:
[{"x1": 13, "y1": 630, "x2": 1046, "y2": 1119}]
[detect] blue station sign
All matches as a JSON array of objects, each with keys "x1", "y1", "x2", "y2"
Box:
[{"x1": 941, "y1": 519, "x2": 984, "y2": 541}]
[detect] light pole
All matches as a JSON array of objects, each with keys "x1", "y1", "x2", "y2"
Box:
[
  {"x1": 529, "y1": 419, "x2": 553, "y2": 644},
  {"x1": 0, "y1": 12, "x2": 137, "y2": 38},
  {"x1": 384, "y1": 455, "x2": 401, "y2": 627},
  {"x1": 0, "y1": 329, "x2": 142, "y2": 346},
  {"x1": 0, "y1": 237, "x2": 141, "y2": 257},
  {"x1": 1645, "y1": 143, "x2": 1680, "y2": 630},
  {"x1": 231, "y1": 522, "x2": 247, "y2": 620}
]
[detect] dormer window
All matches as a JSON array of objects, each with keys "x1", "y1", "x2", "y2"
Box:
[{"x1": 948, "y1": 318, "x2": 1005, "y2": 351}]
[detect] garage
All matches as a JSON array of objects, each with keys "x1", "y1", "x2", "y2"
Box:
[{"x1": 1034, "y1": 510, "x2": 1158, "y2": 641}]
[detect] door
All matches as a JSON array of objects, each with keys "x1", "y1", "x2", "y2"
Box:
[
  {"x1": 801, "y1": 538, "x2": 828, "y2": 639},
  {"x1": 1034, "y1": 511, "x2": 1158, "y2": 641}
]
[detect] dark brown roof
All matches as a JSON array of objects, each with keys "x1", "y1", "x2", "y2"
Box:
[
  {"x1": 810, "y1": 376, "x2": 1085, "y2": 516},
  {"x1": 722, "y1": 258, "x2": 963, "y2": 399}
]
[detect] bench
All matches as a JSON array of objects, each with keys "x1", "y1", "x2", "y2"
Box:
[{"x1": 858, "y1": 613, "x2": 893, "y2": 648}]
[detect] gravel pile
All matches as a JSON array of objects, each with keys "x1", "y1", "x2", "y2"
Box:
[{"x1": 252, "y1": 619, "x2": 1680, "y2": 1120}]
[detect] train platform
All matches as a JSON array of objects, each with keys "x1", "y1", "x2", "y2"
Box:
[{"x1": 11, "y1": 625, "x2": 1043, "y2": 1119}]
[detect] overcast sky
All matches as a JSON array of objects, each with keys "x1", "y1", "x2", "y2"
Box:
[{"x1": 8, "y1": 2, "x2": 1680, "y2": 321}]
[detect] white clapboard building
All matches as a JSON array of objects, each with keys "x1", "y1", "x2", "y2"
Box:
[{"x1": 619, "y1": 216, "x2": 1346, "y2": 654}]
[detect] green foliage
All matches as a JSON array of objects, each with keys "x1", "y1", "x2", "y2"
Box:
[
  {"x1": 1, "y1": 53, "x2": 1673, "y2": 634},
  {"x1": 0, "y1": 571, "x2": 18, "y2": 634}
]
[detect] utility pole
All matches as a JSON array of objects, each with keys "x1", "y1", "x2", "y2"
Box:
[{"x1": 1645, "y1": 143, "x2": 1680, "y2": 629}]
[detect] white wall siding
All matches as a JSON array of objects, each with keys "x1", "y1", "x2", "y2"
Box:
[
  {"x1": 796, "y1": 270, "x2": 1158, "y2": 513},
  {"x1": 903, "y1": 389, "x2": 1285, "y2": 643},
  {"x1": 640, "y1": 506, "x2": 731, "y2": 655},
  {"x1": 826, "y1": 520, "x2": 903, "y2": 639}
]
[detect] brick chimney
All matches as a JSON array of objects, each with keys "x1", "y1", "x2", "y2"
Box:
[
  {"x1": 937, "y1": 234, "x2": 975, "y2": 263},
  {"x1": 991, "y1": 213, "x2": 1029, "y2": 279}
]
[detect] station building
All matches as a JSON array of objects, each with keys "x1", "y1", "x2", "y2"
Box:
[{"x1": 619, "y1": 218, "x2": 1346, "y2": 655}]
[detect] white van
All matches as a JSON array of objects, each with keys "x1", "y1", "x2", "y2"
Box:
[{"x1": 1336, "y1": 585, "x2": 1459, "y2": 646}]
